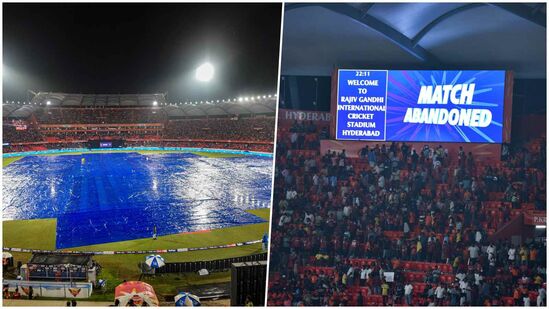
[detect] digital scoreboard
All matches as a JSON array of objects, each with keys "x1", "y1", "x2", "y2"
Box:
[{"x1": 335, "y1": 70, "x2": 507, "y2": 143}]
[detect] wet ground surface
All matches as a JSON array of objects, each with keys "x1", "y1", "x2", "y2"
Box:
[
  {"x1": 3, "y1": 152, "x2": 272, "y2": 249},
  {"x1": 179, "y1": 282, "x2": 230, "y2": 299}
]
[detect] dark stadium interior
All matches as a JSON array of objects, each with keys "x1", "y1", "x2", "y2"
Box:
[
  {"x1": 3, "y1": 3, "x2": 282, "y2": 154},
  {"x1": 268, "y1": 3, "x2": 546, "y2": 307},
  {"x1": 3, "y1": 3, "x2": 281, "y2": 101}
]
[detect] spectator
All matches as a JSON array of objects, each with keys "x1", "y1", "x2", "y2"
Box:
[{"x1": 267, "y1": 120, "x2": 546, "y2": 306}]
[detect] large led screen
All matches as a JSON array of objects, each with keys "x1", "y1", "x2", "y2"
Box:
[{"x1": 335, "y1": 70, "x2": 506, "y2": 143}]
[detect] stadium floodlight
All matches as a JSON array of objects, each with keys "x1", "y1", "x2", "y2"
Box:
[
  {"x1": 268, "y1": 95, "x2": 272, "y2": 98},
  {"x1": 46, "y1": 100, "x2": 51, "y2": 105},
  {"x1": 195, "y1": 62, "x2": 214, "y2": 82},
  {"x1": 238, "y1": 97, "x2": 243, "y2": 102},
  {"x1": 153, "y1": 101, "x2": 158, "y2": 106},
  {"x1": 263, "y1": 95, "x2": 266, "y2": 99},
  {"x1": 256, "y1": 96, "x2": 261, "y2": 100},
  {"x1": 217, "y1": 100, "x2": 219, "y2": 103},
  {"x1": 245, "y1": 97, "x2": 249, "y2": 101}
]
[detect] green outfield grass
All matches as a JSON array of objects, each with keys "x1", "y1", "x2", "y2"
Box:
[
  {"x1": 3, "y1": 208, "x2": 270, "y2": 301},
  {"x1": 3, "y1": 156, "x2": 23, "y2": 167}
]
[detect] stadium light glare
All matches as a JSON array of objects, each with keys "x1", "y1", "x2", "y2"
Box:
[
  {"x1": 46, "y1": 100, "x2": 51, "y2": 105},
  {"x1": 268, "y1": 95, "x2": 272, "y2": 98},
  {"x1": 256, "y1": 96, "x2": 260, "y2": 100},
  {"x1": 153, "y1": 101, "x2": 158, "y2": 106},
  {"x1": 245, "y1": 97, "x2": 249, "y2": 101},
  {"x1": 195, "y1": 62, "x2": 214, "y2": 82},
  {"x1": 263, "y1": 95, "x2": 266, "y2": 99}
]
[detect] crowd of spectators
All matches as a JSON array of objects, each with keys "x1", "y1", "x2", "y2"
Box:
[
  {"x1": 164, "y1": 117, "x2": 275, "y2": 142},
  {"x1": 40, "y1": 129, "x2": 163, "y2": 141},
  {"x1": 2, "y1": 112, "x2": 275, "y2": 153},
  {"x1": 2, "y1": 125, "x2": 42, "y2": 143},
  {"x1": 268, "y1": 120, "x2": 546, "y2": 306},
  {"x1": 36, "y1": 108, "x2": 167, "y2": 124}
]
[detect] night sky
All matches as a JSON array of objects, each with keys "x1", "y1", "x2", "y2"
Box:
[{"x1": 3, "y1": 3, "x2": 282, "y2": 102}]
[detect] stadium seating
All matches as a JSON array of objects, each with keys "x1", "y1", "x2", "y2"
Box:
[
  {"x1": 2, "y1": 107, "x2": 275, "y2": 153},
  {"x1": 267, "y1": 120, "x2": 546, "y2": 306}
]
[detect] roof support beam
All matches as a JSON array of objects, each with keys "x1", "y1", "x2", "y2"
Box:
[
  {"x1": 356, "y1": 3, "x2": 375, "y2": 16},
  {"x1": 286, "y1": 3, "x2": 440, "y2": 64},
  {"x1": 412, "y1": 3, "x2": 483, "y2": 46}
]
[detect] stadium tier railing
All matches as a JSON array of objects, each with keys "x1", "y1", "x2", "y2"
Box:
[
  {"x1": 2, "y1": 146, "x2": 273, "y2": 158},
  {"x1": 3, "y1": 239, "x2": 265, "y2": 255},
  {"x1": 5, "y1": 138, "x2": 273, "y2": 146},
  {"x1": 155, "y1": 253, "x2": 267, "y2": 273}
]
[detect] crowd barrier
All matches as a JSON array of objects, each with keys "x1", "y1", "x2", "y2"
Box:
[
  {"x1": 3, "y1": 280, "x2": 93, "y2": 299},
  {"x1": 3, "y1": 239, "x2": 263, "y2": 255},
  {"x1": 156, "y1": 253, "x2": 267, "y2": 273},
  {"x1": 2, "y1": 147, "x2": 272, "y2": 158},
  {"x1": 5, "y1": 138, "x2": 273, "y2": 146}
]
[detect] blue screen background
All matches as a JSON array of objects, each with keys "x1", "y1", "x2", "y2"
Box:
[{"x1": 336, "y1": 70, "x2": 506, "y2": 143}]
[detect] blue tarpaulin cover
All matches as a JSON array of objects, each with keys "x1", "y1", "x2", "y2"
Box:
[{"x1": 3, "y1": 152, "x2": 272, "y2": 249}]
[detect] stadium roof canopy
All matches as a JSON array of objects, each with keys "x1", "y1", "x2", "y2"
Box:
[
  {"x1": 3, "y1": 92, "x2": 277, "y2": 118},
  {"x1": 29, "y1": 92, "x2": 168, "y2": 107},
  {"x1": 282, "y1": 3, "x2": 546, "y2": 78}
]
